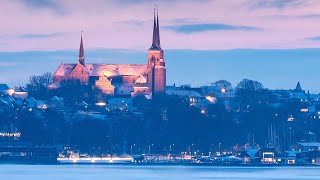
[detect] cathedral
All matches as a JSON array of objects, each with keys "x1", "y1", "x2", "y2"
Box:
[{"x1": 52, "y1": 11, "x2": 166, "y2": 97}]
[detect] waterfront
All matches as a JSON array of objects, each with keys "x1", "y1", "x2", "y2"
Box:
[{"x1": 0, "y1": 165, "x2": 320, "y2": 180}]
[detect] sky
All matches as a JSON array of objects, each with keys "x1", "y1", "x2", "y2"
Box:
[{"x1": 1, "y1": 0, "x2": 320, "y2": 92}]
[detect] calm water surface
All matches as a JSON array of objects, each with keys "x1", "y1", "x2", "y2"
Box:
[{"x1": 0, "y1": 165, "x2": 319, "y2": 180}]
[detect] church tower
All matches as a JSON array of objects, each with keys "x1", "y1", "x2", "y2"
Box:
[
  {"x1": 148, "y1": 8, "x2": 166, "y2": 94},
  {"x1": 78, "y1": 32, "x2": 85, "y2": 65}
]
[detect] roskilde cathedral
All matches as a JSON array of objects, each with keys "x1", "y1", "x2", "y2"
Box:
[{"x1": 52, "y1": 11, "x2": 166, "y2": 97}]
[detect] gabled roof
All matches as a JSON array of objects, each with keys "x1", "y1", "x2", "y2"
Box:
[
  {"x1": 108, "y1": 97, "x2": 132, "y2": 104},
  {"x1": 244, "y1": 147, "x2": 261, "y2": 158},
  {"x1": 50, "y1": 96, "x2": 63, "y2": 102},
  {"x1": 298, "y1": 142, "x2": 320, "y2": 147},
  {"x1": 166, "y1": 89, "x2": 203, "y2": 98},
  {"x1": 54, "y1": 63, "x2": 77, "y2": 76},
  {"x1": 135, "y1": 76, "x2": 147, "y2": 84},
  {"x1": 295, "y1": 81, "x2": 302, "y2": 91},
  {"x1": 54, "y1": 63, "x2": 148, "y2": 77},
  {"x1": 0, "y1": 84, "x2": 10, "y2": 91},
  {"x1": 14, "y1": 86, "x2": 27, "y2": 92},
  {"x1": 86, "y1": 64, "x2": 148, "y2": 77}
]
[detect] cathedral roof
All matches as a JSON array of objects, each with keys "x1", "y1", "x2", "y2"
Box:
[
  {"x1": 54, "y1": 63, "x2": 148, "y2": 77},
  {"x1": 54, "y1": 63, "x2": 77, "y2": 76}
]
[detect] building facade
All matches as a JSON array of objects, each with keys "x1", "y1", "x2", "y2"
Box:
[{"x1": 52, "y1": 11, "x2": 166, "y2": 97}]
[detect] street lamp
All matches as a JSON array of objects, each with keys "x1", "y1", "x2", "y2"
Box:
[
  {"x1": 131, "y1": 144, "x2": 136, "y2": 155},
  {"x1": 148, "y1": 144, "x2": 153, "y2": 155},
  {"x1": 169, "y1": 144, "x2": 175, "y2": 152}
]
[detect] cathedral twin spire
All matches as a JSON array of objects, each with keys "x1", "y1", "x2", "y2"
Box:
[
  {"x1": 78, "y1": 7, "x2": 161, "y2": 65},
  {"x1": 151, "y1": 6, "x2": 161, "y2": 49}
]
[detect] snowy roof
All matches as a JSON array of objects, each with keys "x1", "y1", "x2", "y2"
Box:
[
  {"x1": 166, "y1": 89, "x2": 203, "y2": 98},
  {"x1": 309, "y1": 94, "x2": 320, "y2": 101},
  {"x1": 289, "y1": 92, "x2": 308, "y2": 100},
  {"x1": 14, "y1": 86, "x2": 27, "y2": 92},
  {"x1": 54, "y1": 63, "x2": 148, "y2": 77},
  {"x1": 25, "y1": 97, "x2": 36, "y2": 103},
  {"x1": 15, "y1": 98, "x2": 23, "y2": 106},
  {"x1": 0, "y1": 97, "x2": 8, "y2": 106},
  {"x1": 108, "y1": 98, "x2": 132, "y2": 104},
  {"x1": 298, "y1": 142, "x2": 320, "y2": 147},
  {"x1": 54, "y1": 64, "x2": 77, "y2": 76},
  {"x1": 244, "y1": 147, "x2": 260, "y2": 158},
  {"x1": 201, "y1": 85, "x2": 221, "y2": 92},
  {"x1": 48, "y1": 82, "x2": 60, "y2": 89},
  {"x1": 0, "y1": 84, "x2": 10, "y2": 91},
  {"x1": 285, "y1": 151, "x2": 300, "y2": 157},
  {"x1": 3, "y1": 95, "x2": 14, "y2": 104},
  {"x1": 36, "y1": 100, "x2": 48, "y2": 106},
  {"x1": 135, "y1": 76, "x2": 147, "y2": 84},
  {"x1": 24, "y1": 97, "x2": 36, "y2": 107},
  {"x1": 144, "y1": 94, "x2": 152, "y2": 100},
  {"x1": 308, "y1": 105, "x2": 316, "y2": 113},
  {"x1": 77, "y1": 101, "x2": 88, "y2": 106},
  {"x1": 50, "y1": 96, "x2": 64, "y2": 102}
]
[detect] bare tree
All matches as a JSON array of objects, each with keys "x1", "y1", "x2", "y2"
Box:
[
  {"x1": 235, "y1": 79, "x2": 265, "y2": 111},
  {"x1": 212, "y1": 80, "x2": 233, "y2": 90},
  {"x1": 26, "y1": 72, "x2": 53, "y2": 99},
  {"x1": 236, "y1": 79, "x2": 263, "y2": 91}
]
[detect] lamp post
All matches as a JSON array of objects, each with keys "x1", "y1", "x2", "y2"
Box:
[
  {"x1": 169, "y1": 144, "x2": 174, "y2": 152},
  {"x1": 131, "y1": 144, "x2": 136, "y2": 155},
  {"x1": 149, "y1": 144, "x2": 153, "y2": 155}
]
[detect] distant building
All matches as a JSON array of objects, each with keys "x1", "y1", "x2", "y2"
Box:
[
  {"x1": 297, "y1": 142, "x2": 320, "y2": 152},
  {"x1": 13, "y1": 87, "x2": 28, "y2": 99},
  {"x1": 200, "y1": 84, "x2": 236, "y2": 110},
  {"x1": 0, "y1": 84, "x2": 14, "y2": 96},
  {"x1": 51, "y1": 11, "x2": 166, "y2": 97},
  {"x1": 49, "y1": 96, "x2": 64, "y2": 109},
  {"x1": 270, "y1": 82, "x2": 315, "y2": 103},
  {"x1": 36, "y1": 100, "x2": 48, "y2": 109},
  {"x1": 166, "y1": 87, "x2": 213, "y2": 113},
  {"x1": 107, "y1": 98, "x2": 133, "y2": 111},
  {"x1": 23, "y1": 97, "x2": 37, "y2": 109},
  {"x1": 2, "y1": 95, "x2": 14, "y2": 107}
]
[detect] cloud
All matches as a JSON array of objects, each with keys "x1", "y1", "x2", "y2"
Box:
[
  {"x1": 1, "y1": 0, "x2": 320, "y2": 51},
  {"x1": 249, "y1": 0, "x2": 305, "y2": 9},
  {"x1": 171, "y1": 18, "x2": 201, "y2": 24},
  {"x1": 164, "y1": 23, "x2": 262, "y2": 34},
  {"x1": 114, "y1": 20, "x2": 146, "y2": 27},
  {"x1": 0, "y1": 62, "x2": 17, "y2": 67},
  {"x1": 113, "y1": 0, "x2": 209, "y2": 5},
  {"x1": 299, "y1": 14, "x2": 320, "y2": 18},
  {"x1": 18, "y1": 0, "x2": 67, "y2": 14},
  {"x1": 18, "y1": 33, "x2": 64, "y2": 39},
  {"x1": 306, "y1": 36, "x2": 320, "y2": 41}
]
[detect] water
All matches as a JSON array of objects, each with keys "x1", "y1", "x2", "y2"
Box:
[{"x1": 0, "y1": 165, "x2": 319, "y2": 179}]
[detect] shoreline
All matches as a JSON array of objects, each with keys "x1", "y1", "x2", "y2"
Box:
[{"x1": 1, "y1": 161, "x2": 319, "y2": 167}]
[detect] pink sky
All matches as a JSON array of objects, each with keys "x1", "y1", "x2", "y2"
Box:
[{"x1": 1, "y1": 0, "x2": 320, "y2": 51}]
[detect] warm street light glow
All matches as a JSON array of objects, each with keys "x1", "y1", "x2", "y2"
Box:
[{"x1": 95, "y1": 102, "x2": 106, "y2": 106}]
